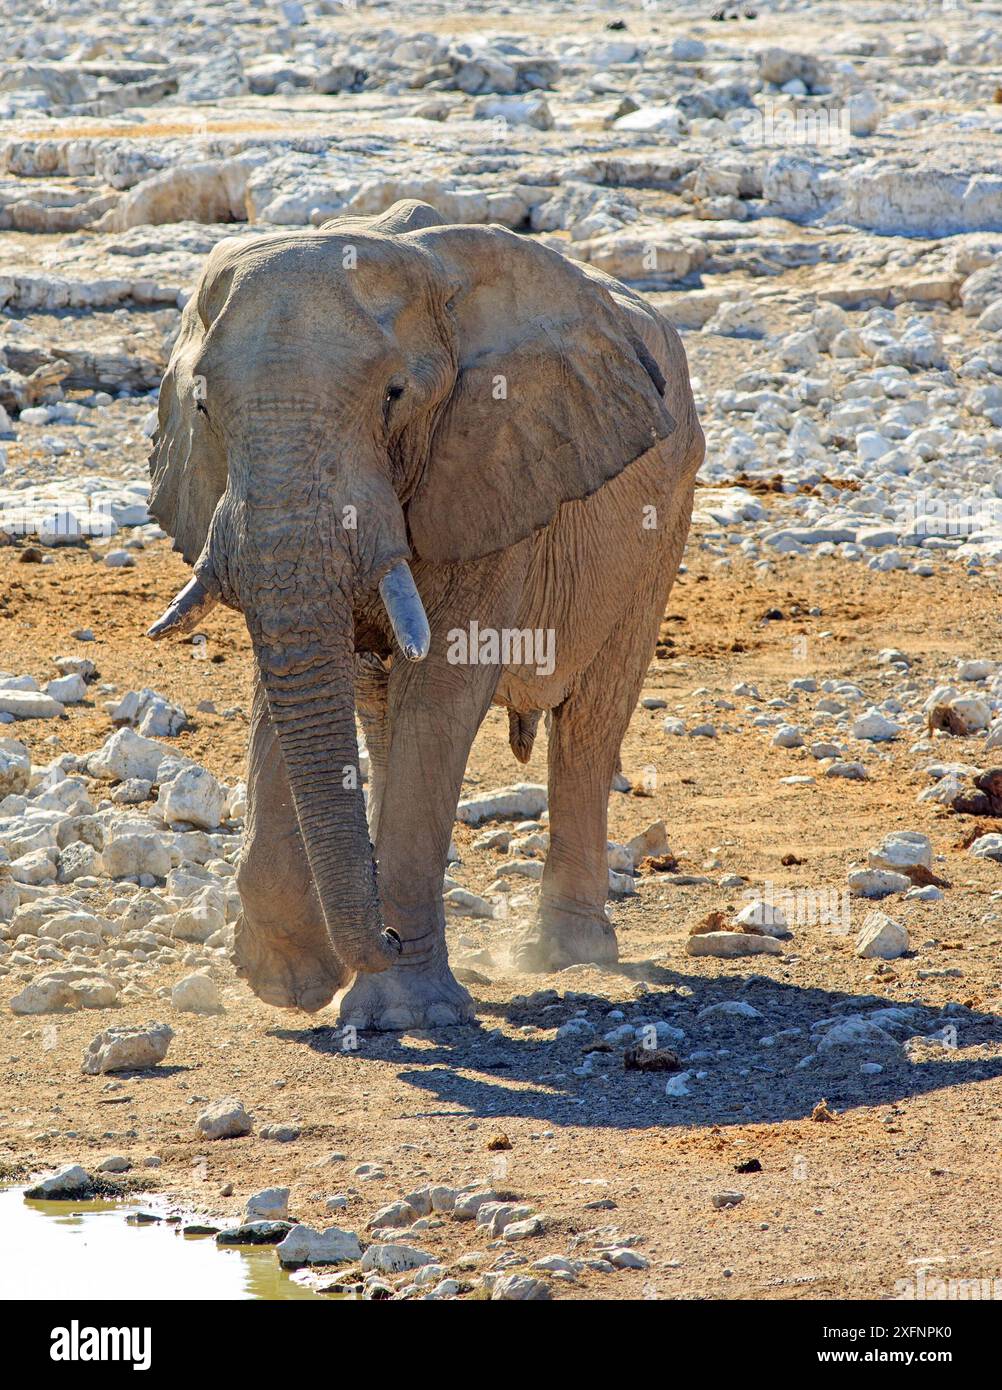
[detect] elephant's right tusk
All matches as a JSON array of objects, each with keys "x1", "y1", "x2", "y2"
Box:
[
  {"x1": 147, "y1": 575, "x2": 218, "y2": 640},
  {"x1": 378, "y1": 560, "x2": 430, "y2": 662}
]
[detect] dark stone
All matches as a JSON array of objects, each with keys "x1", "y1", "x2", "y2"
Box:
[{"x1": 216, "y1": 1220, "x2": 294, "y2": 1246}]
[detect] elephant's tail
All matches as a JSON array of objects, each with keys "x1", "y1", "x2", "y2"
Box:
[{"x1": 508, "y1": 709, "x2": 541, "y2": 765}]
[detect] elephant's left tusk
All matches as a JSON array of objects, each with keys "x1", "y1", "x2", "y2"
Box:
[
  {"x1": 147, "y1": 575, "x2": 218, "y2": 640},
  {"x1": 378, "y1": 560, "x2": 430, "y2": 662}
]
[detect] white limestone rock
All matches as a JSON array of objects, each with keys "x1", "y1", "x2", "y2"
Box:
[
  {"x1": 197, "y1": 1097, "x2": 253, "y2": 1140},
  {"x1": 276, "y1": 1224, "x2": 362, "y2": 1266},
  {"x1": 0, "y1": 690, "x2": 64, "y2": 720},
  {"x1": 568, "y1": 226, "x2": 705, "y2": 284},
  {"x1": 456, "y1": 783, "x2": 547, "y2": 826},
  {"x1": 626, "y1": 820, "x2": 671, "y2": 862},
  {"x1": 81, "y1": 1022, "x2": 173, "y2": 1073},
  {"x1": 360, "y1": 1243, "x2": 436, "y2": 1274},
  {"x1": 0, "y1": 875, "x2": 19, "y2": 921},
  {"x1": 12, "y1": 969, "x2": 119, "y2": 1015},
  {"x1": 37, "y1": 910, "x2": 110, "y2": 940},
  {"x1": 245, "y1": 1187, "x2": 290, "y2": 1222},
  {"x1": 867, "y1": 832, "x2": 932, "y2": 874},
  {"x1": 45, "y1": 673, "x2": 87, "y2": 704},
  {"x1": 849, "y1": 90, "x2": 882, "y2": 137},
  {"x1": 852, "y1": 709, "x2": 902, "y2": 741},
  {"x1": 825, "y1": 760, "x2": 868, "y2": 781},
  {"x1": 96, "y1": 159, "x2": 252, "y2": 234},
  {"x1": 970, "y1": 833, "x2": 1002, "y2": 862},
  {"x1": 487, "y1": 1273, "x2": 551, "y2": 1301},
  {"x1": 614, "y1": 105, "x2": 686, "y2": 135},
  {"x1": 88, "y1": 727, "x2": 174, "y2": 784},
  {"x1": 165, "y1": 885, "x2": 226, "y2": 942},
  {"x1": 110, "y1": 688, "x2": 188, "y2": 737},
  {"x1": 101, "y1": 833, "x2": 170, "y2": 880},
  {"x1": 159, "y1": 766, "x2": 226, "y2": 830},
  {"x1": 703, "y1": 299, "x2": 767, "y2": 339},
  {"x1": 686, "y1": 931, "x2": 782, "y2": 958},
  {"x1": 443, "y1": 887, "x2": 498, "y2": 919},
  {"x1": 816, "y1": 1015, "x2": 901, "y2": 1056},
  {"x1": 856, "y1": 910, "x2": 910, "y2": 960},
  {"x1": 473, "y1": 94, "x2": 553, "y2": 130},
  {"x1": 27, "y1": 1164, "x2": 92, "y2": 1197},
  {"x1": 57, "y1": 841, "x2": 104, "y2": 883},
  {"x1": 734, "y1": 900, "x2": 792, "y2": 938},
  {"x1": 111, "y1": 778, "x2": 154, "y2": 805},
  {"x1": 848, "y1": 868, "x2": 911, "y2": 899},
  {"x1": 171, "y1": 972, "x2": 222, "y2": 1013}
]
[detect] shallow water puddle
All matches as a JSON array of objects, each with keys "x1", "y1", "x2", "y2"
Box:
[{"x1": 0, "y1": 1189, "x2": 321, "y2": 1301}]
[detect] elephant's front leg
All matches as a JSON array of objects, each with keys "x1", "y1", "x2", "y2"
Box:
[
  {"x1": 233, "y1": 677, "x2": 350, "y2": 1011},
  {"x1": 336, "y1": 575, "x2": 517, "y2": 1030},
  {"x1": 334, "y1": 658, "x2": 488, "y2": 1030}
]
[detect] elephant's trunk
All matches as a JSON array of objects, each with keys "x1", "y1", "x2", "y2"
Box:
[{"x1": 248, "y1": 581, "x2": 401, "y2": 977}]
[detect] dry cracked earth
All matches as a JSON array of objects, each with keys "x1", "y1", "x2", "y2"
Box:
[{"x1": 2, "y1": 0, "x2": 1002, "y2": 1303}]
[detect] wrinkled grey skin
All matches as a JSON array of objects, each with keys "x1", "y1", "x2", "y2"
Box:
[{"x1": 148, "y1": 200, "x2": 704, "y2": 1030}]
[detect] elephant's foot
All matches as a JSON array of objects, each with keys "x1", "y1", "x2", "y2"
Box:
[
  {"x1": 335, "y1": 959, "x2": 474, "y2": 1031},
  {"x1": 233, "y1": 913, "x2": 348, "y2": 1013},
  {"x1": 511, "y1": 901, "x2": 619, "y2": 973}
]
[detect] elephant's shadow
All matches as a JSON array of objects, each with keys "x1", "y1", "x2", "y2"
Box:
[{"x1": 271, "y1": 967, "x2": 1002, "y2": 1130}]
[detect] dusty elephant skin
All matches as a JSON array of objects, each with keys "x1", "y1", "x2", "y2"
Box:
[{"x1": 147, "y1": 198, "x2": 705, "y2": 1030}]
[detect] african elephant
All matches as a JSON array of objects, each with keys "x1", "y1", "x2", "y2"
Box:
[{"x1": 147, "y1": 199, "x2": 704, "y2": 1030}]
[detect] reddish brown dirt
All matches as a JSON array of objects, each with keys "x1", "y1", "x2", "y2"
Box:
[{"x1": 2, "y1": 533, "x2": 1001, "y2": 1300}]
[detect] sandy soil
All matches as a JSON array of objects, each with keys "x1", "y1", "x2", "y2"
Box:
[{"x1": 2, "y1": 527, "x2": 1001, "y2": 1301}]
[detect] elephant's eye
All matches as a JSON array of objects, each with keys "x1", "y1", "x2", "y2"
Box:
[{"x1": 383, "y1": 382, "x2": 405, "y2": 423}]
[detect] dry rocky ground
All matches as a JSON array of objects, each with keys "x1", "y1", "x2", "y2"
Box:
[{"x1": 2, "y1": 0, "x2": 1002, "y2": 1302}]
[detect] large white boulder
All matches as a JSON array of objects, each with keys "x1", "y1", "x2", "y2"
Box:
[
  {"x1": 848, "y1": 868, "x2": 911, "y2": 898},
  {"x1": 276, "y1": 1224, "x2": 362, "y2": 1266},
  {"x1": 162, "y1": 885, "x2": 227, "y2": 942},
  {"x1": 109, "y1": 688, "x2": 187, "y2": 737},
  {"x1": 101, "y1": 833, "x2": 170, "y2": 880},
  {"x1": 855, "y1": 910, "x2": 910, "y2": 960},
  {"x1": 45, "y1": 673, "x2": 88, "y2": 704},
  {"x1": 81, "y1": 1022, "x2": 174, "y2": 1073},
  {"x1": 11, "y1": 969, "x2": 119, "y2": 1015},
  {"x1": 734, "y1": 899, "x2": 792, "y2": 938},
  {"x1": 0, "y1": 690, "x2": 64, "y2": 720},
  {"x1": 245, "y1": 1188, "x2": 290, "y2": 1222},
  {"x1": 159, "y1": 766, "x2": 226, "y2": 830},
  {"x1": 96, "y1": 159, "x2": 252, "y2": 233},
  {"x1": 456, "y1": 783, "x2": 547, "y2": 826},
  {"x1": 171, "y1": 972, "x2": 222, "y2": 1013},
  {"x1": 88, "y1": 727, "x2": 173, "y2": 784},
  {"x1": 867, "y1": 832, "x2": 932, "y2": 873},
  {"x1": 852, "y1": 709, "x2": 902, "y2": 742},
  {"x1": 197, "y1": 1097, "x2": 253, "y2": 1140}
]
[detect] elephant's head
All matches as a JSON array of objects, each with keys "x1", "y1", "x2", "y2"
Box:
[{"x1": 147, "y1": 200, "x2": 678, "y2": 980}]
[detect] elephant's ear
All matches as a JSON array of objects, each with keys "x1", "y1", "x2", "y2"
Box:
[
  {"x1": 403, "y1": 224, "x2": 677, "y2": 564},
  {"x1": 147, "y1": 276, "x2": 228, "y2": 566}
]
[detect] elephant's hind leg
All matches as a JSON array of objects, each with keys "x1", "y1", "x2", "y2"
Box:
[
  {"x1": 512, "y1": 588, "x2": 663, "y2": 974},
  {"x1": 233, "y1": 677, "x2": 349, "y2": 1011}
]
